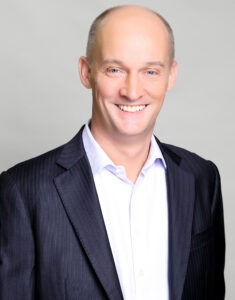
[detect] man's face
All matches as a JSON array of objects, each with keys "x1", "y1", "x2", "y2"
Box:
[{"x1": 79, "y1": 8, "x2": 177, "y2": 142}]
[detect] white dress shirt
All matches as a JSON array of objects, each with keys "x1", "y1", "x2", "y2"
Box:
[{"x1": 82, "y1": 123, "x2": 169, "y2": 300}]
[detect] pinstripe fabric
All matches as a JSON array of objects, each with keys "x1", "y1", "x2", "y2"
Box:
[
  {"x1": 159, "y1": 143, "x2": 225, "y2": 300},
  {"x1": 0, "y1": 127, "x2": 225, "y2": 300}
]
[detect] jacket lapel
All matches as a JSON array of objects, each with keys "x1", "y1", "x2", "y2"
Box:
[
  {"x1": 159, "y1": 143, "x2": 195, "y2": 300},
  {"x1": 54, "y1": 129, "x2": 123, "y2": 300}
]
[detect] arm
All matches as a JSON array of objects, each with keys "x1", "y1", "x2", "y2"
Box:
[
  {"x1": 0, "y1": 171, "x2": 35, "y2": 299},
  {"x1": 211, "y1": 163, "x2": 226, "y2": 299}
]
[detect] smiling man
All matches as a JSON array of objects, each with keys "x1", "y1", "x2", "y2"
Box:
[
  {"x1": 0, "y1": 5, "x2": 225, "y2": 300},
  {"x1": 79, "y1": 7, "x2": 177, "y2": 183}
]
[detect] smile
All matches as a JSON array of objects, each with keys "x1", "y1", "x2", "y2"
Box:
[{"x1": 117, "y1": 105, "x2": 147, "y2": 112}]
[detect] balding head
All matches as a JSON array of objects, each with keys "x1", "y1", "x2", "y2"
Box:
[{"x1": 86, "y1": 5, "x2": 175, "y2": 66}]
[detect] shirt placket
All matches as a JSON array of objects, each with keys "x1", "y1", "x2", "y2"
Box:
[{"x1": 130, "y1": 183, "x2": 147, "y2": 299}]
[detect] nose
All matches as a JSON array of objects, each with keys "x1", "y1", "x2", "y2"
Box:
[{"x1": 120, "y1": 72, "x2": 143, "y2": 101}]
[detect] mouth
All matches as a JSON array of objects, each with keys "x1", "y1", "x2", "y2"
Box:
[{"x1": 116, "y1": 104, "x2": 147, "y2": 113}]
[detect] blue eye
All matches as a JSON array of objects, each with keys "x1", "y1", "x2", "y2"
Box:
[
  {"x1": 146, "y1": 70, "x2": 157, "y2": 75},
  {"x1": 107, "y1": 68, "x2": 120, "y2": 73},
  {"x1": 106, "y1": 67, "x2": 124, "y2": 77}
]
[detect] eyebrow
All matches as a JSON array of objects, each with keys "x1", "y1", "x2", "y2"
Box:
[
  {"x1": 145, "y1": 61, "x2": 165, "y2": 68},
  {"x1": 101, "y1": 60, "x2": 165, "y2": 68}
]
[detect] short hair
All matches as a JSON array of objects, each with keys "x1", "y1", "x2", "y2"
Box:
[{"x1": 86, "y1": 6, "x2": 175, "y2": 66}]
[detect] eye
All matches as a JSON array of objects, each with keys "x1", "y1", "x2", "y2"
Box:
[
  {"x1": 105, "y1": 67, "x2": 124, "y2": 77},
  {"x1": 146, "y1": 69, "x2": 159, "y2": 76},
  {"x1": 107, "y1": 67, "x2": 120, "y2": 73}
]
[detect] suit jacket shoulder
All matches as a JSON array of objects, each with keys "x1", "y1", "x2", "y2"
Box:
[
  {"x1": 159, "y1": 140, "x2": 220, "y2": 182},
  {"x1": 2, "y1": 127, "x2": 86, "y2": 182}
]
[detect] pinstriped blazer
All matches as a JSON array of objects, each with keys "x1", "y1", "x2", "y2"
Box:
[{"x1": 0, "y1": 126, "x2": 225, "y2": 300}]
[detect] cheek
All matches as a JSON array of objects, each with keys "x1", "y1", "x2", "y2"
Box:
[
  {"x1": 146, "y1": 85, "x2": 168, "y2": 99},
  {"x1": 95, "y1": 79, "x2": 121, "y2": 99},
  {"x1": 146, "y1": 76, "x2": 170, "y2": 98}
]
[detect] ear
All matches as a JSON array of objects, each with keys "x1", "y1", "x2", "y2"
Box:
[
  {"x1": 78, "y1": 56, "x2": 92, "y2": 89},
  {"x1": 167, "y1": 60, "x2": 178, "y2": 91}
]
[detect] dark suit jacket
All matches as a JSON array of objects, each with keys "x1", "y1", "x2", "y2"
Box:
[{"x1": 0, "y1": 127, "x2": 225, "y2": 300}]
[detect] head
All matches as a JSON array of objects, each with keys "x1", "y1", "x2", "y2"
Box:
[{"x1": 79, "y1": 5, "x2": 178, "y2": 143}]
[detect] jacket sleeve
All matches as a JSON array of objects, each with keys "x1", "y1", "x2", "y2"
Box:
[
  {"x1": 211, "y1": 163, "x2": 226, "y2": 299},
  {"x1": 0, "y1": 171, "x2": 35, "y2": 300}
]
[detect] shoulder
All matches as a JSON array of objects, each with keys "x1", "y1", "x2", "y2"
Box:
[
  {"x1": 159, "y1": 142, "x2": 223, "y2": 217},
  {"x1": 0, "y1": 145, "x2": 64, "y2": 194},
  {"x1": 1, "y1": 127, "x2": 86, "y2": 184},
  {"x1": 159, "y1": 141, "x2": 220, "y2": 181}
]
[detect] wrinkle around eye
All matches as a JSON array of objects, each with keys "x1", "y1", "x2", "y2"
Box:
[{"x1": 105, "y1": 67, "x2": 125, "y2": 77}]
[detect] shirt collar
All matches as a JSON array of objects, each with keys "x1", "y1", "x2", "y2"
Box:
[
  {"x1": 82, "y1": 122, "x2": 114, "y2": 174},
  {"x1": 82, "y1": 121, "x2": 166, "y2": 175},
  {"x1": 142, "y1": 135, "x2": 167, "y2": 172}
]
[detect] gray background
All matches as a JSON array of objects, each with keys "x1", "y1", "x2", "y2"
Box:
[{"x1": 1, "y1": 0, "x2": 234, "y2": 298}]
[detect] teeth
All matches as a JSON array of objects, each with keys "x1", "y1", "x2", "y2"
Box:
[{"x1": 118, "y1": 105, "x2": 146, "y2": 112}]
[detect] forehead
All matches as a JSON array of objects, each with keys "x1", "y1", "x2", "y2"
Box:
[{"x1": 94, "y1": 8, "x2": 170, "y2": 63}]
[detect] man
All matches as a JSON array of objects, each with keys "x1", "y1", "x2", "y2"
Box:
[{"x1": 0, "y1": 5, "x2": 225, "y2": 300}]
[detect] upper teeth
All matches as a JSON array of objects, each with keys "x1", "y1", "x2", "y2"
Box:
[{"x1": 118, "y1": 105, "x2": 146, "y2": 112}]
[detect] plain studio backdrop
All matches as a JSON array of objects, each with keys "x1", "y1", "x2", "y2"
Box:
[{"x1": 1, "y1": 0, "x2": 234, "y2": 298}]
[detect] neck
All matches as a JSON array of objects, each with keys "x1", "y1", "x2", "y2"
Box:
[{"x1": 90, "y1": 125, "x2": 152, "y2": 183}]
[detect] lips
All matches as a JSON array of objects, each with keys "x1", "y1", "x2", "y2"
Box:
[{"x1": 117, "y1": 104, "x2": 147, "y2": 112}]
